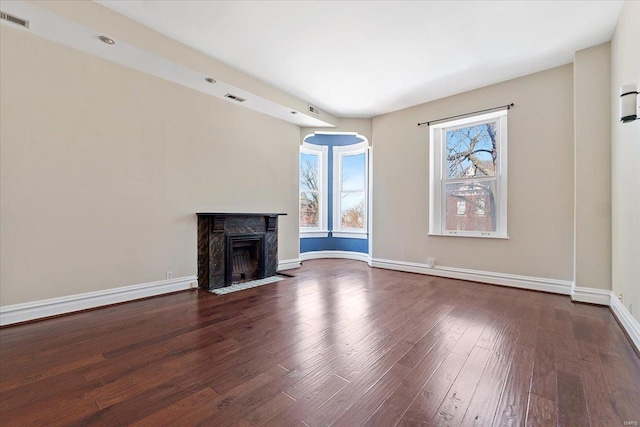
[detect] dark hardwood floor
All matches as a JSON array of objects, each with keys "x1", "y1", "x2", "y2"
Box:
[{"x1": 1, "y1": 259, "x2": 639, "y2": 426}]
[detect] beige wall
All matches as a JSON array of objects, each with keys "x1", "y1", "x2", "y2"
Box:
[
  {"x1": 372, "y1": 65, "x2": 575, "y2": 280},
  {"x1": 611, "y1": 1, "x2": 640, "y2": 320},
  {"x1": 574, "y1": 43, "x2": 612, "y2": 290},
  {"x1": 0, "y1": 26, "x2": 300, "y2": 305}
]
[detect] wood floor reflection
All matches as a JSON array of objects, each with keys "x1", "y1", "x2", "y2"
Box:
[{"x1": 1, "y1": 259, "x2": 639, "y2": 426}]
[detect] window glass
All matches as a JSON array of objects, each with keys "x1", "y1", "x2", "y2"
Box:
[
  {"x1": 299, "y1": 144, "x2": 327, "y2": 233},
  {"x1": 341, "y1": 153, "x2": 366, "y2": 191},
  {"x1": 446, "y1": 122, "x2": 497, "y2": 179},
  {"x1": 340, "y1": 192, "x2": 366, "y2": 229},
  {"x1": 300, "y1": 153, "x2": 319, "y2": 191},
  {"x1": 300, "y1": 191, "x2": 319, "y2": 228},
  {"x1": 445, "y1": 181, "x2": 497, "y2": 232},
  {"x1": 333, "y1": 143, "x2": 368, "y2": 234}
]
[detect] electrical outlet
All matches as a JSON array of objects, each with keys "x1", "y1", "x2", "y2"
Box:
[
  {"x1": 618, "y1": 292, "x2": 623, "y2": 301},
  {"x1": 427, "y1": 258, "x2": 435, "y2": 268},
  {"x1": 166, "y1": 271, "x2": 173, "y2": 280}
]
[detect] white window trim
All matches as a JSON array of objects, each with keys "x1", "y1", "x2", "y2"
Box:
[
  {"x1": 332, "y1": 231, "x2": 368, "y2": 239},
  {"x1": 300, "y1": 142, "x2": 329, "y2": 237},
  {"x1": 429, "y1": 109, "x2": 508, "y2": 239},
  {"x1": 300, "y1": 231, "x2": 329, "y2": 239},
  {"x1": 333, "y1": 141, "x2": 369, "y2": 237}
]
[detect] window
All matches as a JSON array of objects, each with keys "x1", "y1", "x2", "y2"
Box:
[
  {"x1": 333, "y1": 142, "x2": 368, "y2": 238},
  {"x1": 300, "y1": 143, "x2": 328, "y2": 237},
  {"x1": 429, "y1": 110, "x2": 508, "y2": 238}
]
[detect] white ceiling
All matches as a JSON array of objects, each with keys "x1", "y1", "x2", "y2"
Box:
[{"x1": 96, "y1": 1, "x2": 623, "y2": 118}]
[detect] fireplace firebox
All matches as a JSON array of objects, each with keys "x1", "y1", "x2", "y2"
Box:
[
  {"x1": 197, "y1": 213, "x2": 286, "y2": 290},
  {"x1": 227, "y1": 233, "x2": 265, "y2": 284}
]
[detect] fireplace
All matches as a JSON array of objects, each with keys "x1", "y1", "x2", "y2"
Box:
[{"x1": 197, "y1": 213, "x2": 285, "y2": 290}]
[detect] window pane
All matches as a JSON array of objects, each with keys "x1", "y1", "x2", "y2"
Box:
[
  {"x1": 445, "y1": 180, "x2": 496, "y2": 232},
  {"x1": 300, "y1": 191, "x2": 319, "y2": 228},
  {"x1": 300, "y1": 153, "x2": 319, "y2": 191},
  {"x1": 477, "y1": 198, "x2": 486, "y2": 216},
  {"x1": 446, "y1": 122, "x2": 497, "y2": 179},
  {"x1": 341, "y1": 153, "x2": 365, "y2": 191},
  {"x1": 340, "y1": 192, "x2": 365, "y2": 229}
]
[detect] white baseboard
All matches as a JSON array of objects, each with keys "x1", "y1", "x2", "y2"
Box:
[
  {"x1": 278, "y1": 258, "x2": 302, "y2": 271},
  {"x1": 370, "y1": 258, "x2": 573, "y2": 295},
  {"x1": 300, "y1": 250, "x2": 371, "y2": 263},
  {"x1": 571, "y1": 286, "x2": 612, "y2": 305},
  {"x1": 609, "y1": 293, "x2": 640, "y2": 353},
  {"x1": 0, "y1": 276, "x2": 197, "y2": 326}
]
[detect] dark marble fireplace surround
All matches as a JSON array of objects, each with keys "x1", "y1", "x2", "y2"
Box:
[{"x1": 197, "y1": 213, "x2": 285, "y2": 290}]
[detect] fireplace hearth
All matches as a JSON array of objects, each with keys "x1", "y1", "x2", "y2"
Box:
[{"x1": 197, "y1": 213, "x2": 286, "y2": 290}]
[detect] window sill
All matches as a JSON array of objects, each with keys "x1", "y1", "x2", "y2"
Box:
[
  {"x1": 332, "y1": 231, "x2": 368, "y2": 239},
  {"x1": 428, "y1": 232, "x2": 509, "y2": 240},
  {"x1": 300, "y1": 231, "x2": 329, "y2": 238}
]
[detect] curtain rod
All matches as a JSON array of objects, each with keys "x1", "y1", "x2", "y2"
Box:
[{"x1": 417, "y1": 103, "x2": 514, "y2": 127}]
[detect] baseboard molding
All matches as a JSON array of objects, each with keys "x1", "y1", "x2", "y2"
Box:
[
  {"x1": 609, "y1": 293, "x2": 640, "y2": 353},
  {"x1": 300, "y1": 250, "x2": 371, "y2": 263},
  {"x1": 278, "y1": 258, "x2": 302, "y2": 271},
  {"x1": 571, "y1": 286, "x2": 612, "y2": 305},
  {"x1": 0, "y1": 276, "x2": 197, "y2": 326},
  {"x1": 370, "y1": 258, "x2": 573, "y2": 295}
]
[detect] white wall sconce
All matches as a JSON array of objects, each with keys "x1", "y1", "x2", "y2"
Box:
[{"x1": 620, "y1": 84, "x2": 638, "y2": 123}]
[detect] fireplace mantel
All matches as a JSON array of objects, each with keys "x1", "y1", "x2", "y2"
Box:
[{"x1": 197, "y1": 213, "x2": 286, "y2": 290}]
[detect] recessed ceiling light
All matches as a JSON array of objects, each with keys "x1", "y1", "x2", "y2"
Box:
[
  {"x1": 99, "y1": 36, "x2": 115, "y2": 45},
  {"x1": 205, "y1": 77, "x2": 216, "y2": 84}
]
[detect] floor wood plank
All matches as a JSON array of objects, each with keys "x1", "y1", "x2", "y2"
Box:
[
  {"x1": 526, "y1": 393, "x2": 557, "y2": 427},
  {"x1": 397, "y1": 350, "x2": 467, "y2": 426},
  {"x1": 492, "y1": 343, "x2": 535, "y2": 426},
  {"x1": 460, "y1": 325, "x2": 517, "y2": 426},
  {"x1": 556, "y1": 371, "x2": 588, "y2": 427},
  {"x1": 1, "y1": 259, "x2": 639, "y2": 426},
  {"x1": 427, "y1": 345, "x2": 492, "y2": 426}
]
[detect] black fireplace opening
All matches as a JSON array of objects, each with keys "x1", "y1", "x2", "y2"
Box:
[{"x1": 226, "y1": 233, "x2": 266, "y2": 285}]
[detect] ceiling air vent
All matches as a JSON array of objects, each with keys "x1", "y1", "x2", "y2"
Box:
[
  {"x1": 224, "y1": 93, "x2": 246, "y2": 103},
  {"x1": 0, "y1": 11, "x2": 30, "y2": 29},
  {"x1": 308, "y1": 105, "x2": 320, "y2": 116}
]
